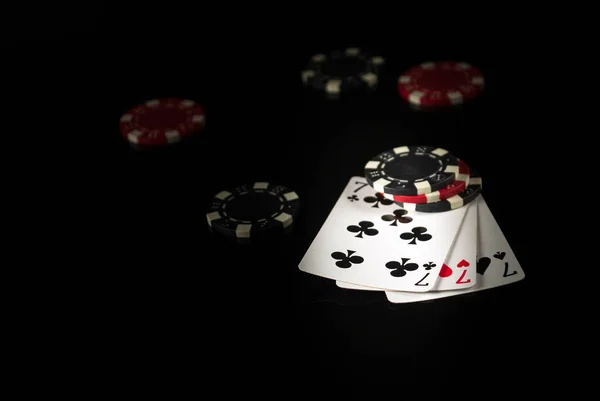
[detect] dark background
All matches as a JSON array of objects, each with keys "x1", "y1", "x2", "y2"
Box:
[{"x1": 6, "y1": 4, "x2": 571, "y2": 394}]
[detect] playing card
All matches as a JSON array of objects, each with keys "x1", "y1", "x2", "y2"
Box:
[
  {"x1": 383, "y1": 195, "x2": 523, "y2": 302},
  {"x1": 337, "y1": 197, "x2": 478, "y2": 292},
  {"x1": 298, "y1": 176, "x2": 469, "y2": 292}
]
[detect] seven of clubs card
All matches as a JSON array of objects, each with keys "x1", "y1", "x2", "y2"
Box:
[
  {"x1": 298, "y1": 176, "x2": 471, "y2": 292},
  {"x1": 337, "y1": 196, "x2": 478, "y2": 292},
  {"x1": 335, "y1": 194, "x2": 525, "y2": 303}
]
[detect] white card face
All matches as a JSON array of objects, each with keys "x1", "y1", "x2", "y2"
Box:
[
  {"x1": 298, "y1": 176, "x2": 469, "y2": 292},
  {"x1": 337, "y1": 198, "x2": 478, "y2": 292},
  {"x1": 384, "y1": 195, "x2": 525, "y2": 303}
]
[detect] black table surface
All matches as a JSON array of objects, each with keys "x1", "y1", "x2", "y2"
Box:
[
  {"x1": 110, "y1": 49, "x2": 543, "y2": 379},
  {"x1": 8, "y1": 7, "x2": 570, "y2": 392}
]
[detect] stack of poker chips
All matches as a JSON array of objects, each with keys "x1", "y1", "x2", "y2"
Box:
[
  {"x1": 363, "y1": 146, "x2": 482, "y2": 213},
  {"x1": 296, "y1": 145, "x2": 511, "y2": 305}
]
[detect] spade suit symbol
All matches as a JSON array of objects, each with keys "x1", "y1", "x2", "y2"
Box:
[{"x1": 477, "y1": 257, "x2": 491, "y2": 275}]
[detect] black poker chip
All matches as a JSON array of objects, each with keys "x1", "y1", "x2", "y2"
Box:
[
  {"x1": 393, "y1": 171, "x2": 482, "y2": 213},
  {"x1": 301, "y1": 47, "x2": 385, "y2": 98},
  {"x1": 364, "y1": 145, "x2": 460, "y2": 196},
  {"x1": 206, "y1": 182, "x2": 301, "y2": 242}
]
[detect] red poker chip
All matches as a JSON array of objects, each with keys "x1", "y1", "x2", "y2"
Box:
[
  {"x1": 397, "y1": 61, "x2": 484, "y2": 107},
  {"x1": 119, "y1": 98, "x2": 206, "y2": 146},
  {"x1": 383, "y1": 160, "x2": 471, "y2": 204}
]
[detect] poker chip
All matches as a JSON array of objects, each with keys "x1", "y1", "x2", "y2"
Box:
[
  {"x1": 382, "y1": 159, "x2": 471, "y2": 204},
  {"x1": 397, "y1": 61, "x2": 484, "y2": 107},
  {"x1": 364, "y1": 146, "x2": 460, "y2": 196},
  {"x1": 393, "y1": 171, "x2": 482, "y2": 213},
  {"x1": 119, "y1": 98, "x2": 206, "y2": 146},
  {"x1": 301, "y1": 47, "x2": 385, "y2": 98},
  {"x1": 206, "y1": 182, "x2": 301, "y2": 241}
]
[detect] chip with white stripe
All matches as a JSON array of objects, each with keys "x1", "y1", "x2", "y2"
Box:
[
  {"x1": 364, "y1": 146, "x2": 460, "y2": 196},
  {"x1": 206, "y1": 182, "x2": 301, "y2": 242},
  {"x1": 397, "y1": 60, "x2": 484, "y2": 107},
  {"x1": 301, "y1": 47, "x2": 385, "y2": 98},
  {"x1": 383, "y1": 160, "x2": 471, "y2": 204},
  {"x1": 392, "y1": 171, "x2": 482, "y2": 213}
]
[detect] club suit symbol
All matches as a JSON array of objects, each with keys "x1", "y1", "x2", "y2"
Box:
[
  {"x1": 347, "y1": 221, "x2": 378, "y2": 238},
  {"x1": 381, "y1": 209, "x2": 413, "y2": 226},
  {"x1": 423, "y1": 262, "x2": 436, "y2": 270},
  {"x1": 363, "y1": 193, "x2": 393, "y2": 208},
  {"x1": 400, "y1": 227, "x2": 432, "y2": 245},
  {"x1": 331, "y1": 250, "x2": 364, "y2": 269},
  {"x1": 385, "y1": 258, "x2": 419, "y2": 277}
]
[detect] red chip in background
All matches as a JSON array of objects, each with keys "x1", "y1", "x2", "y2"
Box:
[
  {"x1": 397, "y1": 61, "x2": 484, "y2": 107},
  {"x1": 119, "y1": 98, "x2": 206, "y2": 146}
]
